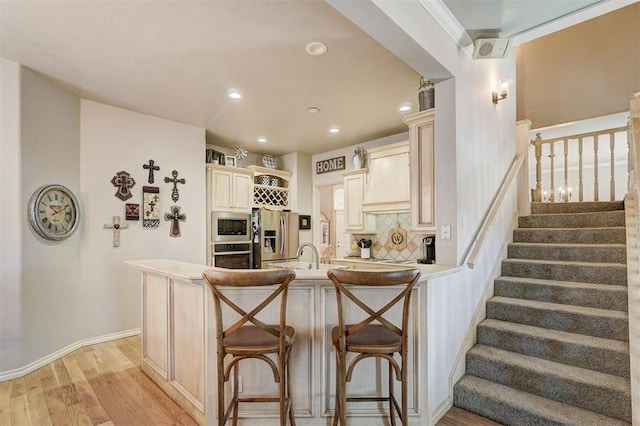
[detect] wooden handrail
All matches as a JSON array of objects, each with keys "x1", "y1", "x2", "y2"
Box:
[
  {"x1": 463, "y1": 154, "x2": 525, "y2": 269},
  {"x1": 533, "y1": 126, "x2": 627, "y2": 145}
]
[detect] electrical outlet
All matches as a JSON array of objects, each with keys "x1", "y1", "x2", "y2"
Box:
[{"x1": 440, "y1": 224, "x2": 451, "y2": 240}]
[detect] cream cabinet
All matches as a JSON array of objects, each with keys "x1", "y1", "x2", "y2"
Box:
[
  {"x1": 361, "y1": 141, "x2": 411, "y2": 213},
  {"x1": 139, "y1": 270, "x2": 208, "y2": 424},
  {"x1": 343, "y1": 169, "x2": 375, "y2": 233},
  {"x1": 206, "y1": 165, "x2": 253, "y2": 213},
  {"x1": 403, "y1": 109, "x2": 435, "y2": 230},
  {"x1": 247, "y1": 165, "x2": 292, "y2": 210}
]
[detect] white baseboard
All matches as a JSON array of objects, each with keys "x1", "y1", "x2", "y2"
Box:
[
  {"x1": 0, "y1": 328, "x2": 140, "y2": 382},
  {"x1": 431, "y1": 396, "x2": 453, "y2": 425}
]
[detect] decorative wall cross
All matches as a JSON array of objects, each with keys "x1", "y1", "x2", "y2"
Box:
[
  {"x1": 111, "y1": 171, "x2": 136, "y2": 201},
  {"x1": 164, "y1": 205, "x2": 186, "y2": 238},
  {"x1": 143, "y1": 159, "x2": 160, "y2": 184},
  {"x1": 104, "y1": 215, "x2": 129, "y2": 247},
  {"x1": 143, "y1": 186, "x2": 160, "y2": 228},
  {"x1": 164, "y1": 170, "x2": 186, "y2": 202}
]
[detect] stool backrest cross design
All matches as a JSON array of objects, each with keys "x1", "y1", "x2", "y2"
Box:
[
  {"x1": 328, "y1": 269, "x2": 420, "y2": 353},
  {"x1": 202, "y1": 268, "x2": 297, "y2": 425},
  {"x1": 326, "y1": 268, "x2": 421, "y2": 426}
]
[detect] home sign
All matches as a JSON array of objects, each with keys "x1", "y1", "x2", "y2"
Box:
[{"x1": 316, "y1": 156, "x2": 345, "y2": 174}]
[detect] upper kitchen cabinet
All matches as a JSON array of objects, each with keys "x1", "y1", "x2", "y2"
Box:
[
  {"x1": 206, "y1": 164, "x2": 253, "y2": 213},
  {"x1": 343, "y1": 168, "x2": 376, "y2": 233},
  {"x1": 403, "y1": 109, "x2": 435, "y2": 230},
  {"x1": 362, "y1": 141, "x2": 411, "y2": 213},
  {"x1": 247, "y1": 165, "x2": 291, "y2": 210}
]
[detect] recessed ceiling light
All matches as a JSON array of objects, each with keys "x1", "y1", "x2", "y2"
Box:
[
  {"x1": 227, "y1": 89, "x2": 242, "y2": 99},
  {"x1": 329, "y1": 126, "x2": 340, "y2": 134},
  {"x1": 257, "y1": 137, "x2": 267, "y2": 143},
  {"x1": 307, "y1": 106, "x2": 320, "y2": 114},
  {"x1": 399, "y1": 104, "x2": 412, "y2": 112},
  {"x1": 305, "y1": 42, "x2": 328, "y2": 56}
]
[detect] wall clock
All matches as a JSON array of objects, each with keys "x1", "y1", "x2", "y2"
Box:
[{"x1": 27, "y1": 184, "x2": 80, "y2": 241}]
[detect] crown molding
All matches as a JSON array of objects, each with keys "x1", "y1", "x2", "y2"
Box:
[
  {"x1": 512, "y1": 0, "x2": 639, "y2": 46},
  {"x1": 416, "y1": 0, "x2": 474, "y2": 57}
]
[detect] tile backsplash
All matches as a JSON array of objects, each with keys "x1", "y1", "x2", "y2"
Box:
[{"x1": 352, "y1": 213, "x2": 431, "y2": 261}]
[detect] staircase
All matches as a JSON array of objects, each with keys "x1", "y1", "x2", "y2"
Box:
[{"x1": 454, "y1": 201, "x2": 631, "y2": 425}]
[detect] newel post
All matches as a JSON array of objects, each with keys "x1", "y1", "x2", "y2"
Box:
[{"x1": 516, "y1": 119, "x2": 533, "y2": 216}]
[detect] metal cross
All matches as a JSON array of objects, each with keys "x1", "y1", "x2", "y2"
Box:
[
  {"x1": 104, "y1": 215, "x2": 129, "y2": 247},
  {"x1": 143, "y1": 159, "x2": 160, "y2": 184},
  {"x1": 111, "y1": 171, "x2": 136, "y2": 201},
  {"x1": 164, "y1": 170, "x2": 186, "y2": 202},
  {"x1": 164, "y1": 205, "x2": 186, "y2": 238}
]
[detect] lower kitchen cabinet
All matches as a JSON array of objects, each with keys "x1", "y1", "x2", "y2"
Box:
[{"x1": 128, "y1": 260, "x2": 429, "y2": 425}]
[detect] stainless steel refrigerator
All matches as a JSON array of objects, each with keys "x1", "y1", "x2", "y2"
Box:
[{"x1": 252, "y1": 208, "x2": 299, "y2": 268}]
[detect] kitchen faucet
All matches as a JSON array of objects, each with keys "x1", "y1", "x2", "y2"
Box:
[{"x1": 296, "y1": 243, "x2": 320, "y2": 269}]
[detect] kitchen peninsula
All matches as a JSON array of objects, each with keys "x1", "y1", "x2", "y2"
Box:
[{"x1": 126, "y1": 259, "x2": 459, "y2": 425}]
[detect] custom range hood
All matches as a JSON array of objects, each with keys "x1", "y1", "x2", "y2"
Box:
[{"x1": 361, "y1": 141, "x2": 411, "y2": 213}]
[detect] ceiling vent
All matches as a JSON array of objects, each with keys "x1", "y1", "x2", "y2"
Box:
[{"x1": 472, "y1": 38, "x2": 511, "y2": 59}]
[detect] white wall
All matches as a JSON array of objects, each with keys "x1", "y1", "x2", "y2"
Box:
[
  {"x1": 0, "y1": 65, "x2": 207, "y2": 376},
  {"x1": 0, "y1": 59, "x2": 23, "y2": 372},
  {"x1": 79, "y1": 100, "x2": 206, "y2": 339},
  {"x1": 20, "y1": 67, "x2": 83, "y2": 367}
]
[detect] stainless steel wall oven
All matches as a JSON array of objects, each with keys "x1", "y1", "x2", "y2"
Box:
[
  {"x1": 211, "y1": 212, "x2": 252, "y2": 269},
  {"x1": 212, "y1": 242, "x2": 252, "y2": 269}
]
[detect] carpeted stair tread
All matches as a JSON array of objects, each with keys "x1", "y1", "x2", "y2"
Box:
[
  {"x1": 507, "y1": 242, "x2": 626, "y2": 263},
  {"x1": 513, "y1": 227, "x2": 626, "y2": 244},
  {"x1": 519, "y1": 210, "x2": 625, "y2": 228},
  {"x1": 465, "y1": 345, "x2": 631, "y2": 421},
  {"x1": 487, "y1": 296, "x2": 628, "y2": 340},
  {"x1": 531, "y1": 201, "x2": 624, "y2": 215},
  {"x1": 478, "y1": 318, "x2": 629, "y2": 377},
  {"x1": 494, "y1": 276, "x2": 628, "y2": 311},
  {"x1": 502, "y1": 258, "x2": 627, "y2": 285},
  {"x1": 454, "y1": 375, "x2": 630, "y2": 426}
]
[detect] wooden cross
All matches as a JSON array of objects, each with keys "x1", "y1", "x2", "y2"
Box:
[
  {"x1": 104, "y1": 215, "x2": 129, "y2": 247},
  {"x1": 142, "y1": 159, "x2": 160, "y2": 184},
  {"x1": 164, "y1": 205, "x2": 186, "y2": 238},
  {"x1": 164, "y1": 170, "x2": 186, "y2": 202},
  {"x1": 111, "y1": 171, "x2": 136, "y2": 201}
]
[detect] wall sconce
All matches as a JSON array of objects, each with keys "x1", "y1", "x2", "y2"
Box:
[{"x1": 492, "y1": 81, "x2": 509, "y2": 104}]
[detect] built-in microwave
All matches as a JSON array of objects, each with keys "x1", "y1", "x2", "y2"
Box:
[{"x1": 211, "y1": 211, "x2": 251, "y2": 242}]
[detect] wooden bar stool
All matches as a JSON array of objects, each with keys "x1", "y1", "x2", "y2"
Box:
[
  {"x1": 202, "y1": 269, "x2": 297, "y2": 426},
  {"x1": 327, "y1": 268, "x2": 421, "y2": 426}
]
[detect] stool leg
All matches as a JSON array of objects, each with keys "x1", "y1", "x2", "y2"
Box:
[
  {"x1": 334, "y1": 349, "x2": 346, "y2": 426},
  {"x1": 388, "y1": 357, "x2": 396, "y2": 426},
  {"x1": 401, "y1": 354, "x2": 407, "y2": 426},
  {"x1": 232, "y1": 364, "x2": 239, "y2": 426},
  {"x1": 217, "y1": 352, "x2": 226, "y2": 426},
  {"x1": 286, "y1": 349, "x2": 296, "y2": 425}
]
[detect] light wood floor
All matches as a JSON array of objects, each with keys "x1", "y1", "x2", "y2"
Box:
[{"x1": 0, "y1": 336, "x2": 499, "y2": 425}]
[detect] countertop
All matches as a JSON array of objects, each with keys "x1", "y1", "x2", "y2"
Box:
[
  {"x1": 331, "y1": 257, "x2": 461, "y2": 279},
  {"x1": 126, "y1": 258, "x2": 461, "y2": 282}
]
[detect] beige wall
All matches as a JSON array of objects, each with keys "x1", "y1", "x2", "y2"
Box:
[{"x1": 516, "y1": 3, "x2": 640, "y2": 128}]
